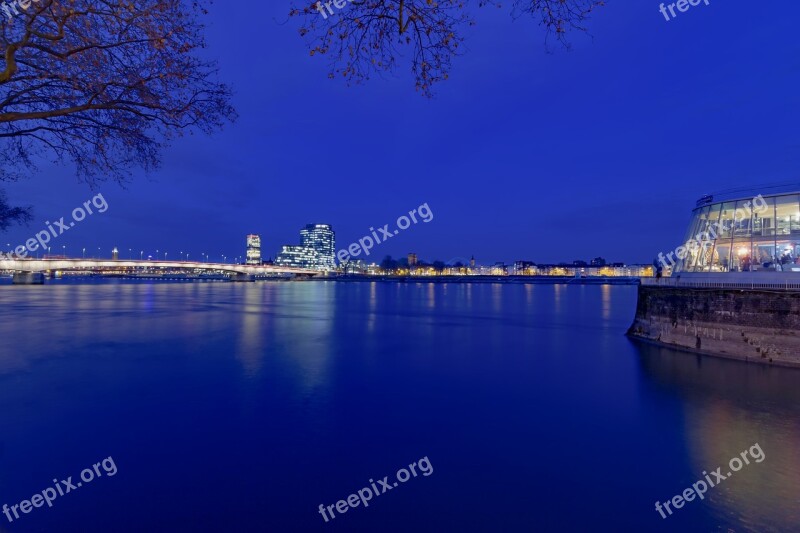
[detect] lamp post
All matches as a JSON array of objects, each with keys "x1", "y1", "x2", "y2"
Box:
[
  {"x1": 140, "y1": 250, "x2": 144, "y2": 260},
  {"x1": 82, "y1": 247, "x2": 86, "y2": 259},
  {"x1": 62, "y1": 245, "x2": 66, "y2": 257},
  {"x1": 129, "y1": 248, "x2": 132, "y2": 260}
]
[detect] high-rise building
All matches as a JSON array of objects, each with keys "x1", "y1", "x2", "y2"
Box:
[
  {"x1": 408, "y1": 253, "x2": 418, "y2": 266},
  {"x1": 300, "y1": 224, "x2": 336, "y2": 270},
  {"x1": 275, "y1": 224, "x2": 336, "y2": 271},
  {"x1": 246, "y1": 234, "x2": 261, "y2": 265}
]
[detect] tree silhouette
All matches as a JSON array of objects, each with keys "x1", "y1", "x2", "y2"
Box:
[
  {"x1": 0, "y1": 190, "x2": 30, "y2": 232},
  {"x1": 0, "y1": 0, "x2": 236, "y2": 228},
  {"x1": 290, "y1": 0, "x2": 605, "y2": 97}
]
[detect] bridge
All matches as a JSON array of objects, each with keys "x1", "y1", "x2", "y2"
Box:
[{"x1": 0, "y1": 258, "x2": 321, "y2": 283}]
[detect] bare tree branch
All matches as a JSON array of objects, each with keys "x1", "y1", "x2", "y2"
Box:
[
  {"x1": 0, "y1": 0, "x2": 237, "y2": 186},
  {"x1": 290, "y1": 0, "x2": 606, "y2": 97},
  {"x1": 0, "y1": 188, "x2": 31, "y2": 231}
]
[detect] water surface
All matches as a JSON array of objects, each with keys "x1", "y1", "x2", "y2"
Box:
[{"x1": 0, "y1": 281, "x2": 797, "y2": 532}]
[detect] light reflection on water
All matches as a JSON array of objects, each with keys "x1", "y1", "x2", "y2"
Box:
[{"x1": 0, "y1": 280, "x2": 796, "y2": 532}]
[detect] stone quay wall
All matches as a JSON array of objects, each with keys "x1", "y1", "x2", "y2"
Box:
[{"x1": 627, "y1": 285, "x2": 800, "y2": 367}]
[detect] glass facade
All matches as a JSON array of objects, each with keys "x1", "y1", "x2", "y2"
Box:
[
  {"x1": 675, "y1": 191, "x2": 800, "y2": 273},
  {"x1": 274, "y1": 224, "x2": 336, "y2": 271},
  {"x1": 299, "y1": 224, "x2": 336, "y2": 270},
  {"x1": 246, "y1": 234, "x2": 261, "y2": 265},
  {"x1": 274, "y1": 245, "x2": 316, "y2": 268}
]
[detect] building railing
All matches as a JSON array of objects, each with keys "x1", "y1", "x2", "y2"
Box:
[{"x1": 642, "y1": 275, "x2": 800, "y2": 291}]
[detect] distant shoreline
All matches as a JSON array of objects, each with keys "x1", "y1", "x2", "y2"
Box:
[
  {"x1": 332, "y1": 275, "x2": 642, "y2": 285},
  {"x1": 0, "y1": 273, "x2": 644, "y2": 285}
]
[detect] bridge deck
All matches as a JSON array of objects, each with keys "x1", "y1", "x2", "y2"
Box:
[{"x1": 0, "y1": 259, "x2": 319, "y2": 276}]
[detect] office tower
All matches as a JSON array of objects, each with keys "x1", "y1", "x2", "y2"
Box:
[
  {"x1": 300, "y1": 224, "x2": 336, "y2": 270},
  {"x1": 246, "y1": 234, "x2": 261, "y2": 265},
  {"x1": 408, "y1": 253, "x2": 418, "y2": 266},
  {"x1": 275, "y1": 224, "x2": 336, "y2": 271}
]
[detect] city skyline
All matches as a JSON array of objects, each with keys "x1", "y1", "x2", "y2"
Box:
[
  {"x1": 1, "y1": 226, "x2": 658, "y2": 270},
  {"x1": 3, "y1": 1, "x2": 798, "y2": 265}
]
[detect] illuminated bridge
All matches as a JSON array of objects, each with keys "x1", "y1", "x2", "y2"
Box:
[{"x1": 0, "y1": 258, "x2": 320, "y2": 283}]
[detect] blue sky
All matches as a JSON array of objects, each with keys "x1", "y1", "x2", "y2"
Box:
[{"x1": 3, "y1": 0, "x2": 800, "y2": 264}]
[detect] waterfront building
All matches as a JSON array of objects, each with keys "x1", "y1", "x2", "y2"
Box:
[
  {"x1": 274, "y1": 245, "x2": 315, "y2": 268},
  {"x1": 246, "y1": 234, "x2": 261, "y2": 265},
  {"x1": 275, "y1": 224, "x2": 336, "y2": 271},
  {"x1": 673, "y1": 188, "x2": 800, "y2": 273},
  {"x1": 491, "y1": 262, "x2": 507, "y2": 276},
  {"x1": 408, "y1": 253, "x2": 418, "y2": 266},
  {"x1": 630, "y1": 185, "x2": 800, "y2": 367},
  {"x1": 343, "y1": 259, "x2": 369, "y2": 274},
  {"x1": 300, "y1": 224, "x2": 336, "y2": 270},
  {"x1": 513, "y1": 260, "x2": 536, "y2": 275}
]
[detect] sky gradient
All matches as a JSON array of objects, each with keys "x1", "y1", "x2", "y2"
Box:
[{"x1": 3, "y1": 0, "x2": 800, "y2": 265}]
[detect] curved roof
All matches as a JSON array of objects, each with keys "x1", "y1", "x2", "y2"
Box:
[{"x1": 694, "y1": 182, "x2": 800, "y2": 208}]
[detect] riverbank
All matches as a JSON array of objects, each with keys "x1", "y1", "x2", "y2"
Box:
[
  {"x1": 335, "y1": 275, "x2": 641, "y2": 285},
  {"x1": 627, "y1": 284, "x2": 800, "y2": 368}
]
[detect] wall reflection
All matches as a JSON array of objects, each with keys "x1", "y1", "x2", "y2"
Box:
[{"x1": 634, "y1": 343, "x2": 800, "y2": 531}]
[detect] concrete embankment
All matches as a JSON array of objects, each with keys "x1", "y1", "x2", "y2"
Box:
[
  {"x1": 11, "y1": 272, "x2": 45, "y2": 285},
  {"x1": 627, "y1": 284, "x2": 800, "y2": 368}
]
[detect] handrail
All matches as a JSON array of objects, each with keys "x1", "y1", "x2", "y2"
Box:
[{"x1": 642, "y1": 277, "x2": 800, "y2": 291}]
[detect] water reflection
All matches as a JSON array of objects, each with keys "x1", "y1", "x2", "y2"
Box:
[
  {"x1": 601, "y1": 284, "x2": 611, "y2": 320},
  {"x1": 634, "y1": 343, "x2": 800, "y2": 531},
  {"x1": 236, "y1": 284, "x2": 266, "y2": 376}
]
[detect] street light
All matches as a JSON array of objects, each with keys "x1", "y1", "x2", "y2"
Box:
[
  {"x1": 164, "y1": 252, "x2": 168, "y2": 261},
  {"x1": 129, "y1": 248, "x2": 132, "y2": 260},
  {"x1": 140, "y1": 250, "x2": 144, "y2": 260},
  {"x1": 82, "y1": 247, "x2": 86, "y2": 259},
  {"x1": 62, "y1": 245, "x2": 66, "y2": 257}
]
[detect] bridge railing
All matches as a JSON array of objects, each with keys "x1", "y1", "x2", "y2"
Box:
[{"x1": 0, "y1": 258, "x2": 320, "y2": 276}]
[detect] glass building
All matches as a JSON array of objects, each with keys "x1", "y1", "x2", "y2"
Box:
[
  {"x1": 274, "y1": 224, "x2": 336, "y2": 271},
  {"x1": 246, "y1": 234, "x2": 261, "y2": 265},
  {"x1": 674, "y1": 187, "x2": 800, "y2": 273},
  {"x1": 274, "y1": 245, "x2": 316, "y2": 268}
]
